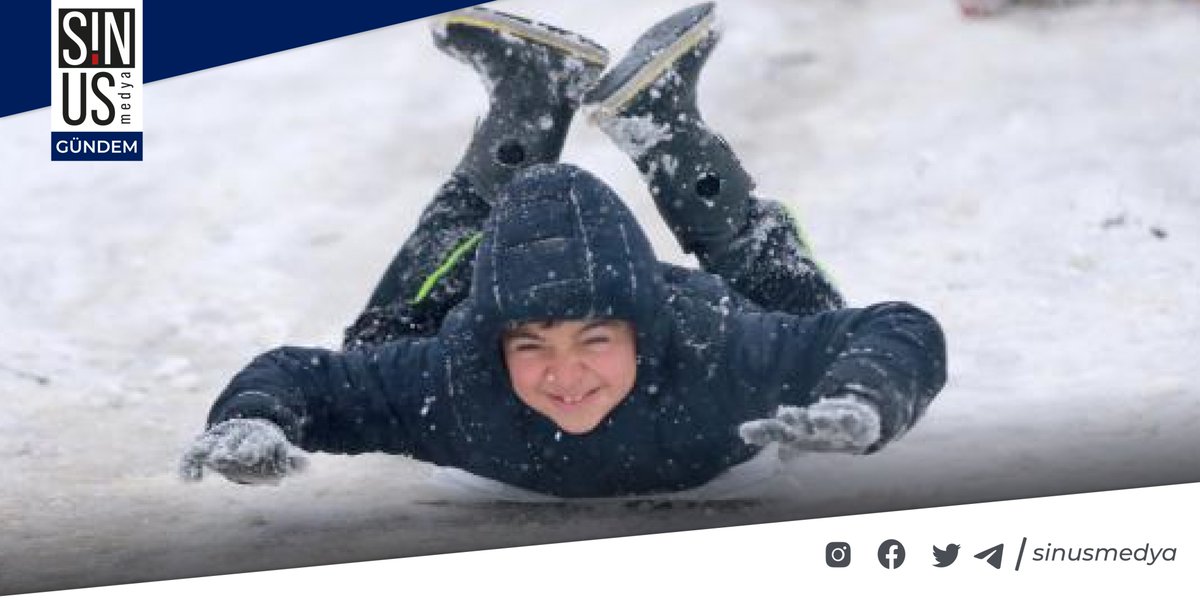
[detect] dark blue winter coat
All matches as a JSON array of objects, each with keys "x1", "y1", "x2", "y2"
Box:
[{"x1": 208, "y1": 164, "x2": 947, "y2": 497}]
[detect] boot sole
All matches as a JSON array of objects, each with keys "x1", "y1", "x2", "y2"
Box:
[
  {"x1": 433, "y1": 7, "x2": 609, "y2": 67},
  {"x1": 585, "y1": 3, "x2": 716, "y2": 122}
]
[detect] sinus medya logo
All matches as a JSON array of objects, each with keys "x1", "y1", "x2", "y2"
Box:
[{"x1": 51, "y1": 1, "x2": 143, "y2": 161}]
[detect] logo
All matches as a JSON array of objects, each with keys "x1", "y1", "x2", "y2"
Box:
[
  {"x1": 825, "y1": 542, "x2": 852, "y2": 568},
  {"x1": 51, "y1": 0, "x2": 144, "y2": 161},
  {"x1": 932, "y1": 543, "x2": 960, "y2": 567},
  {"x1": 877, "y1": 539, "x2": 906, "y2": 569},
  {"x1": 975, "y1": 543, "x2": 1005, "y2": 570}
]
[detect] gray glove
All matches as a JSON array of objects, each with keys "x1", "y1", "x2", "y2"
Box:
[
  {"x1": 738, "y1": 396, "x2": 882, "y2": 460},
  {"x1": 179, "y1": 418, "x2": 307, "y2": 485}
]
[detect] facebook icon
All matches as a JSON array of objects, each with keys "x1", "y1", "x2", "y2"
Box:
[{"x1": 877, "y1": 539, "x2": 906, "y2": 569}]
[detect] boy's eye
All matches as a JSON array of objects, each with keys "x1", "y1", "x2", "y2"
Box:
[
  {"x1": 583, "y1": 336, "x2": 611, "y2": 346},
  {"x1": 510, "y1": 342, "x2": 543, "y2": 352}
]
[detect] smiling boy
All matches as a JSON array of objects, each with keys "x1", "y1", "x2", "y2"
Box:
[
  {"x1": 181, "y1": 4, "x2": 946, "y2": 498},
  {"x1": 502, "y1": 319, "x2": 639, "y2": 435}
]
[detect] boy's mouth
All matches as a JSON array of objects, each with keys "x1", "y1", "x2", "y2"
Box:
[{"x1": 546, "y1": 387, "x2": 602, "y2": 407}]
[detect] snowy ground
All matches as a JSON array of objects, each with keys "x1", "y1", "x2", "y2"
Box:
[{"x1": 2, "y1": 0, "x2": 1198, "y2": 594}]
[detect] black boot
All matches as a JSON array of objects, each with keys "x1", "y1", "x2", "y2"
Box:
[
  {"x1": 344, "y1": 10, "x2": 608, "y2": 349},
  {"x1": 586, "y1": 3, "x2": 844, "y2": 316},
  {"x1": 583, "y1": 2, "x2": 752, "y2": 258},
  {"x1": 433, "y1": 6, "x2": 609, "y2": 201}
]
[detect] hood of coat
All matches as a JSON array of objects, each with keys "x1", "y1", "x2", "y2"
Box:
[
  {"x1": 432, "y1": 164, "x2": 753, "y2": 495},
  {"x1": 469, "y1": 163, "x2": 665, "y2": 348}
]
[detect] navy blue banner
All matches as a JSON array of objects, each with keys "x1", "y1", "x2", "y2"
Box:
[
  {"x1": 51, "y1": 131, "x2": 143, "y2": 161},
  {"x1": 3, "y1": 0, "x2": 482, "y2": 119}
]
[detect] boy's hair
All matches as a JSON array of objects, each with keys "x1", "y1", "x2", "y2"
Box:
[{"x1": 500, "y1": 317, "x2": 628, "y2": 343}]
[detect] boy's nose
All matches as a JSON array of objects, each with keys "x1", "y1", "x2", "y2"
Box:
[{"x1": 545, "y1": 357, "x2": 587, "y2": 390}]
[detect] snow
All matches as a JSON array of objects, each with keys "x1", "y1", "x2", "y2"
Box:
[
  {"x1": 559, "y1": 55, "x2": 599, "y2": 104},
  {"x1": 595, "y1": 113, "x2": 675, "y2": 159},
  {"x1": 2, "y1": 0, "x2": 1199, "y2": 593}
]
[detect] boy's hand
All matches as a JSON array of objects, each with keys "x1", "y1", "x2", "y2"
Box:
[
  {"x1": 179, "y1": 418, "x2": 308, "y2": 485},
  {"x1": 738, "y1": 396, "x2": 882, "y2": 460}
]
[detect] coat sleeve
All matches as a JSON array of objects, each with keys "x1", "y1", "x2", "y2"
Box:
[
  {"x1": 205, "y1": 338, "x2": 464, "y2": 464},
  {"x1": 726, "y1": 301, "x2": 947, "y2": 450}
]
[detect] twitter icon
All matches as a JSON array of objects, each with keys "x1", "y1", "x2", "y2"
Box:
[{"x1": 933, "y1": 544, "x2": 961, "y2": 567}]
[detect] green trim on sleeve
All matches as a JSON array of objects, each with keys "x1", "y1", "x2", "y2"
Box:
[{"x1": 410, "y1": 232, "x2": 484, "y2": 304}]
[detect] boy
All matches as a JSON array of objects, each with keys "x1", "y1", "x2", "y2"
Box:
[{"x1": 180, "y1": 4, "x2": 947, "y2": 498}]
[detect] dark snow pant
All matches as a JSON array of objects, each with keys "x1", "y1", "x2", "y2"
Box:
[
  {"x1": 698, "y1": 198, "x2": 844, "y2": 318},
  {"x1": 342, "y1": 175, "x2": 844, "y2": 349},
  {"x1": 342, "y1": 174, "x2": 488, "y2": 348}
]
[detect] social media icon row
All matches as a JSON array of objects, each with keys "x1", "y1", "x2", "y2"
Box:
[{"x1": 826, "y1": 541, "x2": 1007, "y2": 569}]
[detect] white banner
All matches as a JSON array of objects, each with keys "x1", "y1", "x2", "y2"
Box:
[{"x1": 21, "y1": 483, "x2": 1196, "y2": 599}]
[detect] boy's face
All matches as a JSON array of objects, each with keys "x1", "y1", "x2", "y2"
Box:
[{"x1": 502, "y1": 318, "x2": 638, "y2": 435}]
